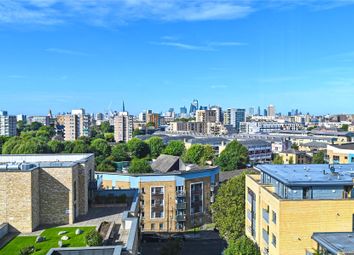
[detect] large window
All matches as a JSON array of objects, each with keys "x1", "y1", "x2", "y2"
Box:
[{"x1": 190, "y1": 182, "x2": 203, "y2": 215}]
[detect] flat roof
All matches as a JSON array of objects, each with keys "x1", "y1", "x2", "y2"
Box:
[
  {"x1": 312, "y1": 232, "x2": 354, "y2": 254},
  {"x1": 256, "y1": 164, "x2": 354, "y2": 186},
  {"x1": 328, "y1": 143, "x2": 354, "y2": 150},
  {"x1": 0, "y1": 154, "x2": 94, "y2": 172}
]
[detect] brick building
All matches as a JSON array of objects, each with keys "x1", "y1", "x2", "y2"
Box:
[{"x1": 0, "y1": 154, "x2": 95, "y2": 233}]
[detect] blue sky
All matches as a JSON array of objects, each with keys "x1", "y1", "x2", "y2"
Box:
[{"x1": 0, "y1": 0, "x2": 354, "y2": 116}]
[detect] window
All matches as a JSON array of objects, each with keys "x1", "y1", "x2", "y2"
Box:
[
  {"x1": 142, "y1": 187, "x2": 145, "y2": 193},
  {"x1": 141, "y1": 224, "x2": 144, "y2": 230},
  {"x1": 303, "y1": 187, "x2": 312, "y2": 199},
  {"x1": 151, "y1": 199, "x2": 155, "y2": 206},
  {"x1": 272, "y1": 234, "x2": 277, "y2": 247},
  {"x1": 272, "y1": 211, "x2": 277, "y2": 224},
  {"x1": 159, "y1": 223, "x2": 164, "y2": 230},
  {"x1": 141, "y1": 212, "x2": 145, "y2": 218},
  {"x1": 151, "y1": 223, "x2": 155, "y2": 230},
  {"x1": 141, "y1": 200, "x2": 144, "y2": 206}
]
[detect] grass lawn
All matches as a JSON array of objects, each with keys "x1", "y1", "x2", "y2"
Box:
[{"x1": 0, "y1": 226, "x2": 95, "y2": 255}]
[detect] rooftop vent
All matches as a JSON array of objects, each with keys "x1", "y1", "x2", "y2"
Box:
[{"x1": 329, "y1": 164, "x2": 336, "y2": 174}]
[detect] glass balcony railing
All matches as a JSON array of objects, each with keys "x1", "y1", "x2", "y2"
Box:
[
  {"x1": 176, "y1": 191, "x2": 186, "y2": 198},
  {"x1": 176, "y1": 214, "x2": 186, "y2": 222},
  {"x1": 176, "y1": 202, "x2": 187, "y2": 210}
]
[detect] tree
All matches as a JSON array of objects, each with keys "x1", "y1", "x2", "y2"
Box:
[
  {"x1": 11, "y1": 138, "x2": 49, "y2": 154},
  {"x1": 288, "y1": 156, "x2": 294, "y2": 164},
  {"x1": 63, "y1": 141, "x2": 75, "y2": 153},
  {"x1": 223, "y1": 236, "x2": 260, "y2": 255},
  {"x1": 17, "y1": 120, "x2": 26, "y2": 134},
  {"x1": 104, "y1": 132, "x2": 114, "y2": 142},
  {"x1": 341, "y1": 124, "x2": 349, "y2": 131},
  {"x1": 211, "y1": 171, "x2": 253, "y2": 242},
  {"x1": 128, "y1": 158, "x2": 153, "y2": 174},
  {"x1": 291, "y1": 143, "x2": 299, "y2": 150},
  {"x1": 183, "y1": 144, "x2": 214, "y2": 166},
  {"x1": 85, "y1": 229, "x2": 103, "y2": 246},
  {"x1": 312, "y1": 151, "x2": 325, "y2": 164},
  {"x1": 97, "y1": 159, "x2": 116, "y2": 172},
  {"x1": 100, "y1": 121, "x2": 113, "y2": 133},
  {"x1": 2, "y1": 137, "x2": 20, "y2": 154},
  {"x1": 48, "y1": 140, "x2": 64, "y2": 153},
  {"x1": 215, "y1": 141, "x2": 248, "y2": 171},
  {"x1": 27, "y1": 121, "x2": 43, "y2": 131},
  {"x1": 132, "y1": 128, "x2": 145, "y2": 137},
  {"x1": 127, "y1": 138, "x2": 149, "y2": 158},
  {"x1": 90, "y1": 138, "x2": 111, "y2": 158},
  {"x1": 163, "y1": 140, "x2": 185, "y2": 156},
  {"x1": 72, "y1": 140, "x2": 91, "y2": 153},
  {"x1": 36, "y1": 126, "x2": 55, "y2": 139},
  {"x1": 272, "y1": 154, "x2": 283, "y2": 164},
  {"x1": 147, "y1": 136, "x2": 165, "y2": 158},
  {"x1": 111, "y1": 143, "x2": 130, "y2": 162}
]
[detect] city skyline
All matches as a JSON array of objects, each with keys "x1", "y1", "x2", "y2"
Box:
[{"x1": 1, "y1": 1, "x2": 354, "y2": 115}]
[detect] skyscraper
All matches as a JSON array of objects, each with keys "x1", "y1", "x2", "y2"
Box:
[
  {"x1": 189, "y1": 99, "x2": 198, "y2": 115},
  {"x1": 267, "y1": 104, "x2": 276, "y2": 117},
  {"x1": 210, "y1": 106, "x2": 223, "y2": 123},
  {"x1": 257, "y1": 106, "x2": 261, "y2": 116},
  {"x1": 236, "y1": 109, "x2": 246, "y2": 133}
]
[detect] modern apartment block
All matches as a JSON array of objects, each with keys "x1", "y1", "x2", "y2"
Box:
[
  {"x1": 63, "y1": 109, "x2": 91, "y2": 141},
  {"x1": 0, "y1": 111, "x2": 17, "y2": 137},
  {"x1": 96, "y1": 155, "x2": 220, "y2": 232},
  {"x1": 327, "y1": 143, "x2": 354, "y2": 164},
  {"x1": 28, "y1": 115, "x2": 50, "y2": 126},
  {"x1": 0, "y1": 154, "x2": 95, "y2": 233},
  {"x1": 195, "y1": 110, "x2": 216, "y2": 123},
  {"x1": 114, "y1": 112, "x2": 134, "y2": 143},
  {"x1": 245, "y1": 164, "x2": 354, "y2": 255},
  {"x1": 239, "y1": 140, "x2": 272, "y2": 163},
  {"x1": 146, "y1": 112, "x2": 160, "y2": 128}
]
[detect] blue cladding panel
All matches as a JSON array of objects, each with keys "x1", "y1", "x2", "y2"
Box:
[
  {"x1": 287, "y1": 187, "x2": 303, "y2": 199},
  {"x1": 349, "y1": 154, "x2": 354, "y2": 163},
  {"x1": 312, "y1": 186, "x2": 343, "y2": 199}
]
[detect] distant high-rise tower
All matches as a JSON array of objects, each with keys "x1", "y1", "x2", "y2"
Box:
[
  {"x1": 257, "y1": 106, "x2": 261, "y2": 116},
  {"x1": 267, "y1": 104, "x2": 276, "y2": 117},
  {"x1": 264, "y1": 109, "x2": 268, "y2": 116},
  {"x1": 189, "y1": 99, "x2": 199, "y2": 114},
  {"x1": 114, "y1": 112, "x2": 133, "y2": 142},
  {"x1": 0, "y1": 111, "x2": 17, "y2": 137},
  {"x1": 63, "y1": 109, "x2": 91, "y2": 141}
]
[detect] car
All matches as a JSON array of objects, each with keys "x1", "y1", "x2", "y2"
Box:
[{"x1": 142, "y1": 233, "x2": 162, "y2": 243}]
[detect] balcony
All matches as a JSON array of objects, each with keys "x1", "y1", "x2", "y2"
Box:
[
  {"x1": 262, "y1": 209, "x2": 269, "y2": 223},
  {"x1": 176, "y1": 202, "x2": 187, "y2": 210},
  {"x1": 176, "y1": 214, "x2": 186, "y2": 222},
  {"x1": 262, "y1": 229, "x2": 269, "y2": 244},
  {"x1": 176, "y1": 191, "x2": 186, "y2": 198}
]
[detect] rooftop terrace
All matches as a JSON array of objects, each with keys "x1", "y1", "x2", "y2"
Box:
[{"x1": 256, "y1": 164, "x2": 354, "y2": 186}]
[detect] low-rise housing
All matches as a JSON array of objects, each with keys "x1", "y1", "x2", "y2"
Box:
[
  {"x1": 327, "y1": 143, "x2": 354, "y2": 164},
  {"x1": 96, "y1": 155, "x2": 220, "y2": 232}
]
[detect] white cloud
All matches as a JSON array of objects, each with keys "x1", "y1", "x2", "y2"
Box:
[
  {"x1": 0, "y1": 0, "x2": 353, "y2": 26},
  {"x1": 150, "y1": 41, "x2": 213, "y2": 51}
]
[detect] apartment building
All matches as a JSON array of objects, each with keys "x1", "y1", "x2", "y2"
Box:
[
  {"x1": 63, "y1": 109, "x2": 91, "y2": 141},
  {"x1": 0, "y1": 154, "x2": 95, "y2": 233},
  {"x1": 114, "y1": 112, "x2": 134, "y2": 143},
  {"x1": 309, "y1": 232, "x2": 354, "y2": 255},
  {"x1": 195, "y1": 110, "x2": 216, "y2": 123},
  {"x1": 239, "y1": 140, "x2": 272, "y2": 163},
  {"x1": 28, "y1": 115, "x2": 50, "y2": 126},
  {"x1": 245, "y1": 164, "x2": 354, "y2": 255},
  {"x1": 327, "y1": 143, "x2": 354, "y2": 164},
  {"x1": 146, "y1": 112, "x2": 160, "y2": 128},
  {"x1": 0, "y1": 111, "x2": 17, "y2": 137},
  {"x1": 277, "y1": 149, "x2": 312, "y2": 164},
  {"x1": 96, "y1": 155, "x2": 220, "y2": 232}
]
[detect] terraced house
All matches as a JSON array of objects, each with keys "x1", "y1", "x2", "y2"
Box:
[
  {"x1": 96, "y1": 155, "x2": 220, "y2": 232},
  {"x1": 0, "y1": 154, "x2": 95, "y2": 233},
  {"x1": 245, "y1": 164, "x2": 354, "y2": 255}
]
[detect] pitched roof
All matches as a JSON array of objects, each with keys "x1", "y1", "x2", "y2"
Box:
[{"x1": 151, "y1": 154, "x2": 185, "y2": 173}]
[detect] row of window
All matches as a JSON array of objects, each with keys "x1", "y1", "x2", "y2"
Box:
[{"x1": 141, "y1": 223, "x2": 164, "y2": 230}]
